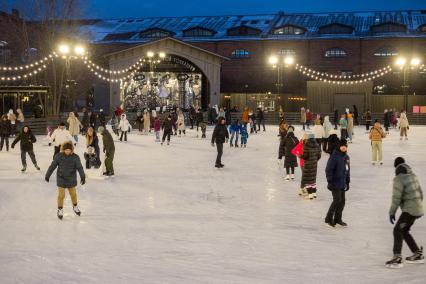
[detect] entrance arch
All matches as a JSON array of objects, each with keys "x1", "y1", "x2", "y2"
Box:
[{"x1": 106, "y1": 37, "x2": 227, "y2": 110}]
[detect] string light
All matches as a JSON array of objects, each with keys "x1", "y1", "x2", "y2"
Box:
[
  {"x1": 0, "y1": 52, "x2": 57, "y2": 72},
  {"x1": 83, "y1": 57, "x2": 145, "y2": 75},
  {"x1": 0, "y1": 63, "x2": 49, "y2": 81}
]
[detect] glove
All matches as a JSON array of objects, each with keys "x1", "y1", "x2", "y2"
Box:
[
  {"x1": 45, "y1": 177, "x2": 49, "y2": 183},
  {"x1": 80, "y1": 178, "x2": 86, "y2": 185},
  {"x1": 103, "y1": 148, "x2": 106, "y2": 153},
  {"x1": 48, "y1": 142, "x2": 51, "y2": 146},
  {"x1": 11, "y1": 145, "x2": 14, "y2": 149},
  {"x1": 327, "y1": 184, "x2": 335, "y2": 191},
  {"x1": 345, "y1": 183, "x2": 350, "y2": 191},
  {"x1": 211, "y1": 143, "x2": 215, "y2": 147},
  {"x1": 390, "y1": 215, "x2": 396, "y2": 225}
]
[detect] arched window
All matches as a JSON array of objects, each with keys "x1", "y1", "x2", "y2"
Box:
[
  {"x1": 183, "y1": 27, "x2": 216, "y2": 37},
  {"x1": 227, "y1": 25, "x2": 261, "y2": 36},
  {"x1": 272, "y1": 25, "x2": 306, "y2": 35},
  {"x1": 139, "y1": 28, "x2": 175, "y2": 38},
  {"x1": 0, "y1": 41, "x2": 11, "y2": 64},
  {"x1": 324, "y1": 48, "x2": 347, "y2": 58},
  {"x1": 370, "y1": 22, "x2": 407, "y2": 33},
  {"x1": 318, "y1": 23, "x2": 354, "y2": 34},
  {"x1": 231, "y1": 49, "x2": 250, "y2": 58},
  {"x1": 373, "y1": 47, "x2": 399, "y2": 57},
  {"x1": 278, "y1": 49, "x2": 296, "y2": 56}
]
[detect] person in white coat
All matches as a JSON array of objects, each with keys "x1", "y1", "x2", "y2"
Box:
[
  {"x1": 399, "y1": 112, "x2": 409, "y2": 140},
  {"x1": 177, "y1": 110, "x2": 186, "y2": 136},
  {"x1": 16, "y1": 108, "x2": 25, "y2": 133},
  {"x1": 312, "y1": 119, "x2": 325, "y2": 147},
  {"x1": 143, "y1": 109, "x2": 151, "y2": 134},
  {"x1": 67, "y1": 112, "x2": 82, "y2": 142},
  {"x1": 49, "y1": 122, "x2": 75, "y2": 158},
  {"x1": 322, "y1": 116, "x2": 333, "y2": 152},
  {"x1": 119, "y1": 113, "x2": 131, "y2": 142},
  {"x1": 7, "y1": 109, "x2": 17, "y2": 136}
]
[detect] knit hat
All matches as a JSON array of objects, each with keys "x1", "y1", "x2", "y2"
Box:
[
  {"x1": 287, "y1": 126, "x2": 294, "y2": 133},
  {"x1": 63, "y1": 142, "x2": 73, "y2": 151},
  {"x1": 59, "y1": 122, "x2": 65, "y2": 126},
  {"x1": 339, "y1": 139, "x2": 348, "y2": 148},
  {"x1": 394, "y1": 157, "x2": 405, "y2": 168},
  {"x1": 97, "y1": 126, "x2": 105, "y2": 134}
]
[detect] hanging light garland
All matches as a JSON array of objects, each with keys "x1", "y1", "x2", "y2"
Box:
[
  {"x1": 294, "y1": 64, "x2": 393, "y2": 84},
  {"x1": 0, "y1": 63, "x2": 50, "y2": 81},
  {"x1": 83, "y1": 61, "x2": 144, "y2": 83},
  {"x1": 0, "y1": 52, "x2": 57, "y2": 72},
  {"x1": 83, "y1": 57, "x2": 145, "y2": 75}
]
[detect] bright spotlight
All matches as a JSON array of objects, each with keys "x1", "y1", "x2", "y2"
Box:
[
  {"x1": 58, "y1": 44, "x2": 70, "y2": 55},
  {"x1": 268, "y1": 56, "x2": 278, "y2": 65},
  {"x1": 147, "y1": 51, "x2": 154, "y2": 58},
  {"x1": 284, "y1": 56, "x2": 295, "y2": 65},
  {"x1": 74, "y1": 45, "x2": 85, "y2": 55},
  {"x1": 396, "y1": 57, "x2": 407, "y2": 67},
  {"x1": 410, "y1": 58, "x2": 421, "y2": 66},
  {"x1": 159, "y1": 52, "x2": 166, "y2": 58}
]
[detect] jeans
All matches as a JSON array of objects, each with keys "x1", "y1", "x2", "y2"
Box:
[
  {"x1": 155, "y1": 131, "x2": 160, "y2": 141},
  {"x1": 21, "y1": 150, "x2": 37, "y2": 167},
  {"x1": 216, "y1": 143, "x2": 223, "y2": 165},
  {"x1": 326, "y1": 189, "x2": 346, "y2": 223},
  {"x1": 230, "y1": 131, "x2": 239, "y2": 145},
  {"x1": 393, "y1": 212, "x2": 420, "y2": 255}
]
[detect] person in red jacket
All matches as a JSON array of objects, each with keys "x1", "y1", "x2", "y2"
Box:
[
  {"x1": 306, "y1": 109, "x2": 313, "y2": 129},
  {"x1": 154, "y1": 116, "x2": 161, "y2": 142}
]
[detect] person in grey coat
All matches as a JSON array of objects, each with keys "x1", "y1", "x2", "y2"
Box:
[
  {"x1": 386, "y1": 157, "x2": 424, "y2": 268},
  {"x1": 45, "y1": 142, "x2": 86, "y2": 220}
]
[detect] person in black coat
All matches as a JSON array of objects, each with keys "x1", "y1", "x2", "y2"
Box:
[
  {"x1": 325, "y1": 139, "x2": 350, "y2": 227},
  {"x1": 11, "y1": 125, "x2": 40, "y2": 172},
  {"x1": 326, "y1": 131, "x2": 340, "y2": 155},
  {"x1": 161, "y1": 115, "x2": 174, "y2": 145},
  {"x1": 283, "y1": 127, "x2": 299, "y2": 180},
  {"x1": 99, "y1": 109, "x2": 106, "y2": 127},
  {"x1": 333, "y1": 109, "x2": 339, "y2": 130},
  {"x1": 301, "y1": 134, "x2": 322, "y2": 199},
  {"x1": 0, "y1": 114, "x2": 11, "y2": 151},
  {"x1": 189, "y1": 106, "x2": 196, "y2": 129},
  {"x1": 353, "y1": 105, "x2": 359, "y2": 125},
  {"x1": 257, "y1": 108, "x2": 266, "y2": 132},
  {"x1": 384, "y1": 109, "x2": 391, "y2": 133},
  {"x1": 81, "y1": 108, "x2": 89, "y2": 135},
  {"x1": 211, "y1": 117, "x2": 229, "y2": 168},
  {"x1": 89, "y1": 111, "x2": 97, "y2": 129},
  {"x1": 45, "y1": 142, "x2": 85, "y2": 219}
]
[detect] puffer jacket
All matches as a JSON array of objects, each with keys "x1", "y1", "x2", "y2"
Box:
[
  {"x1": 283, "y1": 132, "x2": 299, "y2": 168},
  {"x1": 46, "y1": 147, "x2": 85, "y2": 188},
  {"x1": 326, "y1": 149, "x2": 350, "y2": 190},
  {"x1": 119, "y1": 115, "x2": 131, "y2": 132},
  {"x1": 0, "y1": 119, "x2": 11, "y2": 136},
  {"x1": 212, "y1": 122, "x2": 229, "y2": 144},
  {"x1": 301, "y1": 139, "x2": 321, "y2": 186},
  {"x1": 323, "y1": 116, "x2": 333, "y2": 138},
  {"x1": 11, "y1": 127, "x2": 36, "y2": 151},
  {"x1": 389, "y1": 163, "x2": 424, "y2": 217},
  {"x1": 369, "y1": 123, "x2": 386, "y2": 141},
  {"x1": 399, "y1": 113, "x2": 409, "y2": 128}
]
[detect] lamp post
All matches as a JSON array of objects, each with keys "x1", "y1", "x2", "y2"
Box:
[
  {"x1": 395, "y1": 56, "x2": 422, "y2": 112},
  {"x1": 268, "y1": 55, "x2": 294, "y2": 112}
]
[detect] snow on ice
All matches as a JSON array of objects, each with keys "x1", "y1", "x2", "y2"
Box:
[{"x1": 0, "y1": 125, "x2": 425, "y2": 283}]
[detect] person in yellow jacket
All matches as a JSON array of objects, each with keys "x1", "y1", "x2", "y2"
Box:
[
  {"x1": 369, "y1": 121, "x2": 386, "y2": 165},
  {"x1": 241, "y1": 107, "x2": 250, "y2": 127}
]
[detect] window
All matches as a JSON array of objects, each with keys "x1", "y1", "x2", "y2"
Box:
[
  {"x1": 278, "y1": 49, "x2": 296, "y2": 56},
  {"x1": 324, "y1": 48, "x2": 347, "y2": 58},
  {"x1": 272, "y1": 25, "x2": 306, "y2": 35},
  {"x1": 370, "y1": 22, "x2": 407, "y2": 33},
  {"x1": 227, "y1": 25, "x2": 261, "y2": 36},
  {"x1": 22, "y1": 48, "x2": 38, "y2": 63},
  {"x1": 103, "y1": 32, "x2": 136, "y2": 41},
  {"x1": 0, "y1": 41, "x2": 11, "y2": 64},
  {"x1": 318, "y1": 23, "x2": 354, "y2": 34},
  {"x1": 139, "y1": 28, "x2": 175, "y2": 38},
  {"x1": 373, "y1": 47, "x2": 398, "y2": 57},
  {"x1": 419, "y1": 24, "x2": 426, "y2": 33},
  {"x1": 231, "y1": 49, "x2": 250, "y2": 58},
  {"x1": 183, "y1": 27, "x2": 216, "y2": 37}
]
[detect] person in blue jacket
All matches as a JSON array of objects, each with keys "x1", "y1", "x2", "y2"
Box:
[
  {"x1": 325, "y1": 138, "x2": 350, "y2": 228},
  {"x1": 229, "y1": 119, "x2": 241, "y2": 147}
]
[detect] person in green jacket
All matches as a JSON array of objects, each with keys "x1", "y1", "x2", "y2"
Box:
[
  {"x1": 338, "y1": 114, "x2": 348, "y2": 140},
  {"x1": 386, "y1": 157, "x2": 424, "y2": 268},
  {"x1": 11, "y1": 125, "x2": 40, "y2": 172},
  {"x1": 98, "y1": 126, "x2": 115, "y2": 176}
]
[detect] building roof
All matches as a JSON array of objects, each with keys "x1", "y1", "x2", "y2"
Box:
[{"x1": 76, "y1": 10, "x2": 426, "y2": 43}]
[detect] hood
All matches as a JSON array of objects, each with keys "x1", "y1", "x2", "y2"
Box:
[
  {"x1": 395, "y1": 163, "x2": 413, "y2": 176},
  {"x1": 324, "y1": 116, "x2": 330, "y2": 122},
  {"x1": 374, "y1": 122, "x2": 381, "y2": 129},
  {"x1": 400, "y1": 113, "x2": 407, "y2": 119},
  {"x1": 121, "y1": 114, "x2": 127, "y2": 120},
  {"x1": 21, "y1": 125, "x2": 32, "y2": 134},
  {"x1": 8, "y1": 109, "x2": 13, "y2": 114}
]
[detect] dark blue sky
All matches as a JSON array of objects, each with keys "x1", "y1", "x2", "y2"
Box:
[{"x1": 87, "y1": 0, "x2": 425, "y2": 19}]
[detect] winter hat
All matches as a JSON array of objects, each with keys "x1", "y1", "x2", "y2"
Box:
[
  {"x1": 59, "y1": 122, "x2": 65, "y2": 126},
  {"x1": 97, "y1": 126, "x2": 105, "y2": 134},
  {"x1": 63, "y1": 142, "x2": 73, "y2": 151},
  {"x1": 394, "y1": 157, "x2": 405, "y2": 168},
  {"x1": 339, "y1": 139, "x2": 348, "y2": 148},
  {"x1": 287, "y1": 125, "x2": 295, "y2": 133}
]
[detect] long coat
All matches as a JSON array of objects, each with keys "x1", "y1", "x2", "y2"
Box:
[
  {"x1": 46, "y1": 152, "x2": 85, "y2": 188},
  {"x1": 301, "y1": 139, "x2": 322, "y2": 187},
  {"x1": 67, "y1": 116, "x2": 81, "y2": 136},
  {"x1": 0, "y1": 119, "x2": 11, "y2": 136},
  {"x1": 283, "y1": 133, "x2": 299, "y2": 168},
  {"x1": 12, "y1": 128, "x2": 36, "y2": 151},
  {"x1": 143, "y1": 112, "x2": 151, "y2": 132}
]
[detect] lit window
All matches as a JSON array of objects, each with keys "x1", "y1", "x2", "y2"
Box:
[
  {"x1": 140, "y1": 28, "x2": 175, "y2": 38},
  {"x1": 273, "y1": 25, "x2": 306, "y2": 35},
  {"x1": 324, "y1": 48, "x2": 347, "y2": 58},
  {"x1": 278, "y1": 49, "x2": 296, "y2": 56},
  {"x1": 231, "y1": 49, "x2": 250, "y2": 58},
  {"x1": 373, "y1": 47, "x2": 399, "y2": 57},
  {"x1": 183, "y1": 27, "x2": 216, "y2": 37}
]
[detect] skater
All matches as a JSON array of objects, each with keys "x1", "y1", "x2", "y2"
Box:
[
  {"x1": 154, "y1": 116, "x2": 161, "y2": 142},
  {"x1": 99, "y1": 109, "x2": 106, "y2": 127},
  {"x1": 399, "y1": 112, "x2": 409, "y2": 140},
  {"x1": 312, "y1": 119, "x2": 325, "y2": 147},
  {"x1": 45, "y1": 142, "x2": 85, "y2": 219},
  {"x1": 119, "y1": 114, "x2": 131, "y2": 142},
  {"x1": 7, "y1": 109, "x2": 17, "y2": 136},
  {"x1": 339, "y1": 114, "x2": 348, "y2": 140},
  {"x1": 211, "y1": 117, "x2": 229, "y2": 168},
  {"x1": 229, "y1": 119, "x2": 241, "y2": 147},
  {"x1": 143, "y1": 109, "x2": 151, "y2": 133},
  {"x1": 67, "y1": 112, "x2": 82, "y2": 143},
  {"x1": 333, "y1": 109, "x2": 339, "y2": 130},
  {"x1": 217, "y1": 107, "x2": 226, "y2": 121},
  {"x1": 300, "y1": 107, "x2": 307, "y2": 130},
  {"x1": 326, "y1": 129, "x2": 340, "y2": 155},
  {"x1": 16, "y1": 108, "x2": 25, "y2": 133},
  {"x1": 0, "y1": 114, "x2": 11, "y2": 151},
  {"x1": 240, "y1": 125, "x2": 249, "y2": 148},
  {"x1": 49, "y1": 122, "x2": 75, "y2": 158},
  {"x1": 278, "y1": 123, "x2": 289, "y2": 160},
  {"x1": 347, "y1": 112, "x2": 354, "y2": 143},
  {"x1": 177, "y1": 110, "x2": 186, "y2": 136},
  {"x1": 98, "y1": 126, "x2": 115, "y2": 176},
  {"x1": 384, "y1": 109, "x2": 391, "y2": 134},
  {"x1": 81, "y1": 108, "x2": 89, "y2": 135},
  {"x1": 84, "y1": 146, "x2": 101, "y2": 169},
  {"x1": 11, "y1": 125, "x2": 40, "y2": 172},
  {"x1": 135, "y1": 111, "x2": 144, "y2": 132},
  {"x1": 85, "y1": 127, "x2": 101, "y2": 169},
  {"x1": 364, "y1": 110, "x2": 372, "y2": 132},
  {"x1": 171, "y1": 110, "x2": 178, "y2": 135},
  {"x1": 161, "y1": 115, "x2": 174, "y2": 145},
  {"x1": 189, "y1": 106, "x2": 196, "y2": 129},
  {"x1": 301, "y1": 133, "x2": 321, "y2": 199},
  {"x1": 353, "y1": 105, "x2": 359, "y2": 125},
  {"x1": 386, "y1": 157, "x2": 424, "y2": 268},
  {"x1": 322, "y1": 116, "x2": 333, "y2": 152},
  {"x1": 325, "y1": 139, "x2": 350, "y2": 228},
  {"x1": 306, "y1": 109, "x2": 313, "y2": 130},
  {"x1": 369, "y1": 122, "x2": 386, "y2": 165},
  {"x1": 242, "y1": 107, "x2": 250, "y2": 128},
  {"x1": 109, "y1": 115, "x2": 119, "y2": 137},
  {"x1": 257, "y1": 107, "x2": 266, "y2": 132},
  {"x1": 249, "y1": 111, "x2": 257, "y2": 134},
  {"x1": 282, "y1": 126, "x2": 299, "y2": 180}
]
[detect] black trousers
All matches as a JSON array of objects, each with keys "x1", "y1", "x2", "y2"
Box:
[
  {"x1": 0, "y1": 134, "x2": 9, "y2": 150},
  {"x1": 366, "y1": 121, "x2": 371, "y2": 131},
  {"x1": 326, "y1": 189, "x2": 346, "y2": 223},
  {"x1": 120, "y1": 131, "x2": 127, "y2": 141},
  {"x1": 322, "y1": 138, "x2": 328, "y2": 152},
  {"x1": 341, "y1": 129, "x2": 348, "y2": 140},
  {"x1": 285, "y1": 166, "x2": 295, "y2": 175},
  {"x1": 21, "y1": 150, "x2": 37, "y2": 167},
  {"x1": 393, "y1": 212, "x2": 420, "y2": 255},
  {"x1": 53, "y1": 146, "x2": 61, "y2": 159},
  {"x1": 162, "y1": 131, "x2": 171, "y2": 142},
  {"x1": 257, "y1": 119, "x2": 265, "y2": 131},
  {"x1": 216, "y1": 143, "x2": 223, "y2": 165}
]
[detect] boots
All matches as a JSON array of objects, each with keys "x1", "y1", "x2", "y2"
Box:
[
  {"x1": 385, "y1": 255, "x2": 403, "y2": 268},
  {"x1": 406, "y1": 247, "x2": 425, "y2": 264}
]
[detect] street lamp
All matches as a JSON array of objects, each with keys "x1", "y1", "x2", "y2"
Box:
[
  {"x1": 268, "y1": 54, "x2": 295, "y2": 111},
  {"x1": 395, "y1": 56, "x2": 422, "y2": 112}
]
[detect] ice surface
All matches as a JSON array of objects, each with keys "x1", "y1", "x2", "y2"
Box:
[{"x1": 0, "y1": 126, "x2": 425, "y2": 283}]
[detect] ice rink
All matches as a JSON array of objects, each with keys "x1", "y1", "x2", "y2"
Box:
[{"x1": 0, "y1": 125, "x2": 425, "y2": 283}]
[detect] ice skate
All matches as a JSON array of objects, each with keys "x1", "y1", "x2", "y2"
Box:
[
  {"x1": 325, "y1": 220, "x2": 335, "y2": 228},
  {"x1": 21, "y1": 166, "x2": 26, "y2": 172},
  {"x1": 400, "y1": 137, "x2": 403, "y2": 140},
  {"x1": 385, "y1": 255, "x2": 403, "y2": 268},
  {"x1": 298, "y1": 188, "x2": 306, "y2": 196},
  {"x1": 290, "y1": 174, "x2": 295, "y2": 180},
  {"x1": 57, "y1": 209, "x2": 64, "y2": 220},
  {"x1": 379, "y1": 161, "x2": 383, "y2": 165},
  {"x1": 235, "y1": 144, "x2": 239, "y2": 148},
  {"x1": 35, "y1": 165, "x2": 40, "y2": 171},
  {"x1": 313, "y1": 192, "x2": 317, "y2": 198},
  {"x1": 230, "y1": 143, "x2": 234, "y2": 147},
  {"x1": 405, "y1": 137, "x2": 408, "y2": 140},
  {"x1": 284, "y1": 175, "x2": 290, "y2": 181},
  {"x1": 305, "y1": 193, "x2": 314, "y2": 200},
  {"x1": 73, "y1": 205, "x2": 81, "y2": 216},
  {"x1": 167, "y1": 141, "x2": 170, "y2": 145},
  {"x1": 372, "y1": 161, "x2": 376, "y2": 166},
  {"x1": 335, "y1": 221, "x2": 347, "y2": 228},
  {"x1": 406, "y1": 247, "x2": 425, "y2": 264}
]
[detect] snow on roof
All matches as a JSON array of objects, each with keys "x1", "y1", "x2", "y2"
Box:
[{"x1": 76, "y1": 10, "x2": 426, "y2": 43}]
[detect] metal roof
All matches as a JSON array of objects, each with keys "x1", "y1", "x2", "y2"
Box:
[{"x1": 76, "y1": 10, "x2": 426, "y2": 43}]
